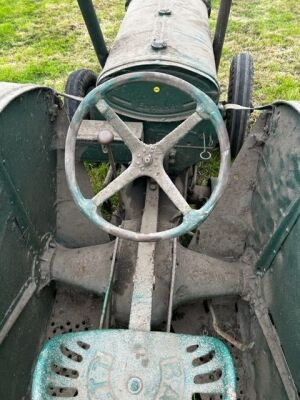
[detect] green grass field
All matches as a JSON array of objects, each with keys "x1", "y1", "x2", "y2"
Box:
[{"x1": 0, "y1": 0, "x2": 299, "y2": 104}]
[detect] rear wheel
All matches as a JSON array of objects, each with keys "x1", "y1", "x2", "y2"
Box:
[
  {"x1": 226, "y1": 52, "x2": 254, "y2": 158},
  {"x1": 64, "y1": 68, "x2": 97, "y2": 121}
]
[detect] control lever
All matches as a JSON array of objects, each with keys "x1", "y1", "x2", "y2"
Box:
[{"x1": 98, "y1": 130, "x2": 117, "y2": 178}]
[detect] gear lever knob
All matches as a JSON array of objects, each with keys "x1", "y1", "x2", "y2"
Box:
[{"x1": 98, "y1": 129, "x2": 114, "y2": 145}]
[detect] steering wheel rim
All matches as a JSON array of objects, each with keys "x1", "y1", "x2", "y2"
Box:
[{"x1": 65, "y1": 72, "x2": 231, "y2": 242}]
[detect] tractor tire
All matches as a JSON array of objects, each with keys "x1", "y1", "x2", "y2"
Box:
[
  {"x1": 226, "y1": 52, "x2": 254, "y2": 158},
  {"x1": 64, "y1": 69, "x2": 97, "y2": 121}
]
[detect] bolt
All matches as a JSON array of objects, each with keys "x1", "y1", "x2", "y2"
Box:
[
  {"x1": 151, "y1": 38, "x2": 167, "y2": 50},
  {"x1": 128, "y1": 377, "x2": 143, "y2": 395},
  {"x1": 159, "y1": 8, "x2": 172, "y2": 15},
  {"x1": 143, "y1": 155, "x2": 153, "y2": 166}
]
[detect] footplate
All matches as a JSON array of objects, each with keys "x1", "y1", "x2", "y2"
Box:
[{"x1": 32, "y1": 330, "x2": 236, "y2": 400}]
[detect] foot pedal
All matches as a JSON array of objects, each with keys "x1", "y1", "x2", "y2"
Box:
[{"x1": 32, "y1": 330, "x2": 236, "y2": 399}]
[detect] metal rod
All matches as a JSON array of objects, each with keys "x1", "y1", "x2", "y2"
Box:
[
  {"x1": 103, "y1": 165, "x2": 114, "y2": 187},
  {"x1": 166, "y1": 238, "x2": 177, "y2": 332},
  {"x1": 209, "y1": 302, "x2": 254, "y2": 352},
  {"x1": 213, "y1": 0, "x2": 233, "y2": 71},
  {"x1": 77, "y1": 0, "x2": 109, "y2": 68},
  {"x1": 99, "y1": 237, "x2": 120, "y2": 329},
  {"x1": 0, "y1": 279, "x2": 36, "y2": 345},
  {"x1": 107, "y1": 147, "x2": 118, "y2": 179}
]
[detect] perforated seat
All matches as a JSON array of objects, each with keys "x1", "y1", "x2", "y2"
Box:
[{"x1": 32, "y1": 330, "x2": 236, "y2": 400}]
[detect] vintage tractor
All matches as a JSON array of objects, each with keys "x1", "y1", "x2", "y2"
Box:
[{"x1": 0, "y1": 1, "x2": 299, "y2": 399}]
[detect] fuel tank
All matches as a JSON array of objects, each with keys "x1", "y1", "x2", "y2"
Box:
[{"x1": 98, "y1": 0, "x2": 219, "y2": 121}]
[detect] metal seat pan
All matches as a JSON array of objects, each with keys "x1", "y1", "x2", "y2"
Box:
[{"x1": 32, "y1": 329, "x2": 236, "y2": 400}]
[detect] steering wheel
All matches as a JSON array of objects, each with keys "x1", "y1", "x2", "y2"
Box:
[{"x1": 65, "y1": 72, "x2": 230, "y2": 242}]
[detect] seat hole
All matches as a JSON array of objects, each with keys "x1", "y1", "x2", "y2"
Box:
[
  {"x1": 194, "y1": 369, "x2": 222, "y2": 384},
  {"x1": 60, "y1": 345, "x2": 83, "y2": 362},
  {"x1": 192, "y1": 351, "x2": 215, "y2": 367},
  {"x1": 77, "y1": 341, "x2": 90, "y2": 350},
  {"x1": 187, "y1": 344, "x2": 199, "y2": 353},
  {"x1": 51, "y1": 364, "x2": 79, "y2": 378},
  {"x1": 47, "y1": 386, "x2": 78, "y2": 397}
]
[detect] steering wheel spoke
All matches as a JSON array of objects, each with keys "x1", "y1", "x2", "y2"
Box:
[
  {"x1": 158, "y1": 111, "x2": 203, "y2": 154},
  {"x1": 154, "y1": 168, "x2": 192, "y2": 215},
  {"x1": 65, "y1": 72, "x2": 230, "y2": 241},
  {"x1": 96, "y1": 100, "x2": 142, "y2": 152},
  {"x1": 92, "y1": 165, "x2": 139, "y2": 207}
]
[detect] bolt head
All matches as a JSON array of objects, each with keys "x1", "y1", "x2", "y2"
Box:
[
  {"x1": 151, "y1": 38, "x2": 167, "y2": 50},
  {"x1": 143, "y1": 155, "x2": 153, "y2": 166},
  {"x1": 128, "y1": 377, "x2": 143, "y2": 395},
  {"x1": 159, "y1": 8, "x2": 172, "y2": 15}
]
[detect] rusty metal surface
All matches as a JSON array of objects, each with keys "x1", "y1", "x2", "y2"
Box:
[
  {"x1": 45, "y1": 287, "x2": 102, "y2": 341},
  {"x1": 251, "y1": 102, "x2": 300, "y2": 270},
  {"x1": 253, "y1": 302, "x2": 299, "y2": 400},
  {"x1": 0, "y1": 83, "x2": 57, "y2": 400},
  {"x1": 129, "y1": 181, "x2": 159, "y2": 331},
  {"x1": 249, "y1": 102, "x2": 300, "y2": 392},
  {"x1": 100, "y1": 0, "x2": 218, "y2": 103},
  {"x1": 33, "y1": 329, "x2": 236, "y2": 399},
  {"x1": 99, "y1": 237, "x2": 120, "y2": 329},
  {"x1": 77, "y1": 120, "x2": 143, "y2": 142},
  {"x1": 56, "y1": 150, "x2": 110, "y2": 247},
  {"x1": 0, "y1": 278, "x2": 37, "y2": 345},
  {"x1": 189, "y1": 114, "x2": 268, "y2": 260},
  {"x1": 0, "y1": 82, "x2": 45, "y2": 112},
  {"x1": 213, "y1": 0, "x2": 232, "y2": 71},
  {"x1": 172, "y1": 298, "x2": 255, "y2": 400},
  {"x1": 49, "y1": 241, "x2": 246, "y2": 327},
  {"x1": 50, "y1": 241, "x2": 115, "y2": 294},
  {"x1": 55, "y1": 110, "x2": 110, "y2": 247}
]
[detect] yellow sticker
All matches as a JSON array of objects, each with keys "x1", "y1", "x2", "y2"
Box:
[{"x1": 153, "y1": 86, "x2": 161, "y2": 94}]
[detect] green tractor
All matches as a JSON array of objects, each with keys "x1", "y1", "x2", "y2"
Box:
[{"x1": 0, "y1": 1, "x2": 299, "y2": 399}]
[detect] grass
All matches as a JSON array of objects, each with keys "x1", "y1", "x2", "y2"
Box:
[{"x1": 213, "y1": 0, "x2": 300, "y2": 103}]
